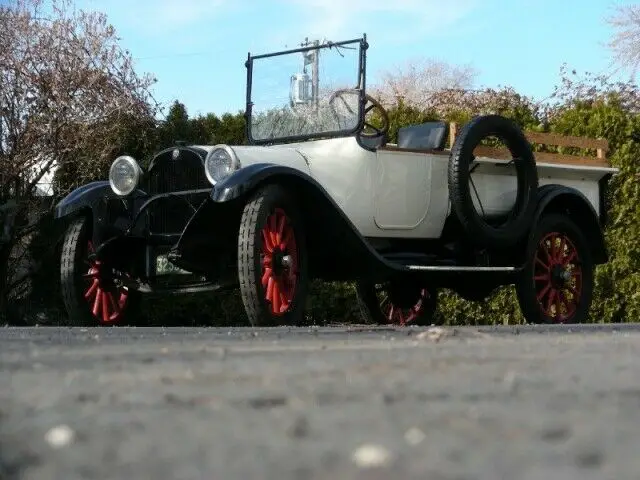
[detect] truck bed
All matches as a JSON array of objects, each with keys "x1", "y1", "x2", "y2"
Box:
[{"x1": 378, "y1": 123, "x2": 617, "y2": 223}]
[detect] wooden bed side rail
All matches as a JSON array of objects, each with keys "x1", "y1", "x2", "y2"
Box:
[{"x1": 448, "y1": 122, "x2": 611, "y2": 168}]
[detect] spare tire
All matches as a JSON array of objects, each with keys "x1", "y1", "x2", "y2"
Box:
[{"x1": 448, "y1": 114, "x2": 538, "y2": 248}]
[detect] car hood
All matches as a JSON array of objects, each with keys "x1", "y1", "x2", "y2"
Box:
[{"x1": 193, "y1": 144, "x2": 311, "y2": 175}]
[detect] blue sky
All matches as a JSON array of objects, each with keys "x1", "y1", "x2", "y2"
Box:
[{"x1": 66, "y1": 0, "x2": 636, "y2": 118}]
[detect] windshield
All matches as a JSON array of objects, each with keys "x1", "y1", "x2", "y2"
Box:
[{"x1": 246, "y1": 37, "x2": 367, "y2": 144}]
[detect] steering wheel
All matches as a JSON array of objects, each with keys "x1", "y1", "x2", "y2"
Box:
[{"x1": 328, "y1": 89, "x2": 390, "y2": 141}]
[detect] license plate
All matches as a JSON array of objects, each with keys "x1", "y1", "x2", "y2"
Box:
[{"x1": 156, "y1": 255, "x2": 191, "y2": 275}]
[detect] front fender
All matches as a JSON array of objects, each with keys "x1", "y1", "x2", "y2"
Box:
[
  {"x1": 55, "y1": 181, "x2": 146, "y2": 219},
  {"x1": 211, "y1": 163, "x2": 315, "y2": 203},
  {"x1": 54, "y1": 181, "x2": 147, "y2": 250},
  {"x1": 55, "y1": 181, "x2": 111, "y2": 219}
]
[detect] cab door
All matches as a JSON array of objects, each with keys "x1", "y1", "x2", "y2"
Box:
[{"x1": 373, "y1": 149, "x2": 431, "y2": 230}]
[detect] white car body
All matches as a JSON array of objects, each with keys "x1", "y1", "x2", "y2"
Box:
[{"x1": 200, "y1": 136, "x2": 616, "y2": 241}]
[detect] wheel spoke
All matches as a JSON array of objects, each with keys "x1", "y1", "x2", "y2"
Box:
[
  {"x1": 550, "y1": 237, "x2": 558, "y2": 264},
  {"x1": 281, "y1": 228, "x2": 292, "y2": 250},
  {"x1": 261, "y1": 267, "x2": 272, "y2": 287},
  {"x1": 266, "y1": 276, "x2": 274, "y2": 303},
  {"x1": 397, "y1": 310, "x2": 406, "y2": 326},
  {"x1": 270, "y1": 214, "x2": 278, "y2": 246},
  {"x1": 277, "y1": 215, "x2": 286, "y2": 244},
  {"x1": 556, "y1": 237, "x2": 566, "y2": 263},
  {"x1": 108, "y1": 292, "x2": 120, "y2": 314},
  {"x1": 564, "y1": 249, "x2": 577, "y2": 265},
  {"x1": 535, "y1": 256, "x2": 549, "y2": 270},
  {"x1": 279, "y1": 291, "x2": 288, "y2": 313},
  {"x1": 84, "y1": 279, "x2": 98, "y2": 300},
  {"x1": 554, "y1": 291, "x2": 562, "y2": 320},
  {"x1": 92, "y1": 289, "x2": 102, "y2": 317},
  {"x1": 537, "y1": 282, "x2": 551, "y2": 302},
  {"x1": 101, "y1": 290, "x2": 110, "y2": 323},
  {"x1": 558, "y1": 290, "x2": 572, "y2": 318},
  {"x1": 534, "y1": 273, "x2": 549, "y2": 282},
  {"x1": 272, "y1": 281, "x2": 281, "y2": 314},
  {"x1": 546, "y1": 289, "x2": 556, "y2": 317},
  {"x1": 262, "y1": 230, "x2": 274, "y2": 253}
]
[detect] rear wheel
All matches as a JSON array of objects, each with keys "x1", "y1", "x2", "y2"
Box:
[
  {"x1": 516, "y1": 213, "x2": 593, "y2": 324},
  {"x1": 60, "y1": 216, "x2": 140, "y2": 325},
  {"x1": 356, "y1": 280, "x2": 440, "y2": 326},
  {"x1": 238, "y1": 184, "x2": 309, "y2": 326}
]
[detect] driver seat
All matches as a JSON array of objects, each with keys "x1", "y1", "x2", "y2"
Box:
[
  {"x1": 358, "y1": 135, "x2": 387, "y2": 150},
  {"x1": 397, "y1": 121, "x2": 448, "y2": 151}
]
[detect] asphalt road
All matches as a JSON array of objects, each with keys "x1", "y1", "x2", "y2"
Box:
[{"x1": 2, "y1": 323, "x2": 640, "y2": 480}]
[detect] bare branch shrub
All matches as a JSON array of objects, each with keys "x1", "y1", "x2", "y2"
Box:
[{"x1": 606, "y1": 4, "x2": 640, "y2": 76}]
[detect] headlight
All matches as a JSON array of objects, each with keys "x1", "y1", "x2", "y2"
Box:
[
  {"x1": 204, "y1": 145, "x2": 240, "y2": 185},
  {"x1": 109, "y1": 155, "x2": 141, "y2": 196}
]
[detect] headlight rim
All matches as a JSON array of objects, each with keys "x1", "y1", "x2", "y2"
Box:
[
  {"x1": 204, "y1": 144, "x2": 240, "y2": 186},
  {"x1": 108, "y1": 155, "x2": 142, "y2": 196}
]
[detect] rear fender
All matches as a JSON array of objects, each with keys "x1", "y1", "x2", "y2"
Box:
[{"x1": 527, "y1": 185, "x2": 608, "y2": 264}]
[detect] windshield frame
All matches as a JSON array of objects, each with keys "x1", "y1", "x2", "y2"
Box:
[{"x1": 244, "y1": 35, "x2": 368, "y2": 145}]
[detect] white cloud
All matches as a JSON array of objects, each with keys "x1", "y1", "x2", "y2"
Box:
[
  {"x1": 278, "y1": 0, "x2": 480, "y2": 42},
  {"x1": 77, "y1": 0, "x2": 234, "y2": 34}
]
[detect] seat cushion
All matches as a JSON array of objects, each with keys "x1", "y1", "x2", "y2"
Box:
[{"x1": 397, "y1": 121, "x2": 448, "y2": 150}]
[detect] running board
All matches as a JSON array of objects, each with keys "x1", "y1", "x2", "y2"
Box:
[{"x1": 406, "y1": 265, "x2": 518, "y2": 272}]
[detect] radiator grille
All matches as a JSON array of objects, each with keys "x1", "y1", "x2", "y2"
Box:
[
  {"x1": 145, "y1": 148, "x2": 211, "y2": 234},
  {"x1": 147, "y1": 148, "x2": 209, "y2": 195}
]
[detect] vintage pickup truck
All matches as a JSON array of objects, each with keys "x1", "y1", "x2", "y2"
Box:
[{"x1": 54, "y1": 35, "x2": 617, "y2": 326}]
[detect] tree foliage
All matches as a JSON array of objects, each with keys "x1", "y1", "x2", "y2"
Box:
[{"x1": 156, "y1": 101, "x2": 246, "y2": 151}]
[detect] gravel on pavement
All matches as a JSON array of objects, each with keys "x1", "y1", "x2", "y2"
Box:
[{"x1": 2, "y1": 323, "x2": 640, "y2": 480}]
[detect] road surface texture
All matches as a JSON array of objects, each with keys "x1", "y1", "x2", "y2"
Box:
[{"x1": 2, "y1": 323, "x2": 640, "y2": 480}]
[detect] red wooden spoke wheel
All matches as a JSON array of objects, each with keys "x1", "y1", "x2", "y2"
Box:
[
  {"x1": 83, "y1": 240, "x2": 131, "y2": 324},
  {"x1": 533, "y1": 232, "x2": 582, "y2": 322},
  {"x1": 377, "y1": 286, "x2": 433, "y2": 326},
  {"x1": 356, "y1": 281, "x2": 440, "y2": 326},
  {"x1": 516, "y1": 213, "x2": 594, "y2": 324},
  {"x1": 60, "y1": 216, "x2": 140, "y2": 326},
  {"x1": 238, "y1": 185, "x2": 309, "y2": 326},
  {"x1": 259, "y1": 208, "x2": 299, "y2": 316}
]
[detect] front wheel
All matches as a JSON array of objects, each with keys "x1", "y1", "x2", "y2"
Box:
[
  {"x1": 60, "y1": 216, "x2": 140, "y2": 325},
  {"x1": 515, "y1": 213, "x2": 594, "y2": 324},
  {"x1": 356, "y1": 280, "x2": 440, "y2": 326},
  {"x1": 238, "y1": 184, "x2": 309, "y2": 326}
]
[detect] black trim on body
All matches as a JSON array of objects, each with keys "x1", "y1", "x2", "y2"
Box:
[{"x1": 598, "y1": 172, "x2": 613, "y2": 226}]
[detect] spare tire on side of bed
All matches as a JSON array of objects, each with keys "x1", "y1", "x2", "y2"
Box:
[{"x1": 448, "y1": 114, "x2": 538, "y2": 248}]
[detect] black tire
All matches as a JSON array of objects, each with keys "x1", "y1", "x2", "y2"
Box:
[
  {"x1": 515, "y1": 213, "x2": 594, "y2": 324},
  {"x1": 238, "y1": 184, "x2": 309, "y2": 326},
  {"x1": 448, "y1": 114, "x2": 538, "y2": 248},
  {"x1": 355, "y1": 280, "x2": 441, "y2": 326},
  {"x1": 60, "y1": 216, "x2": 140, "y2": 326}
]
